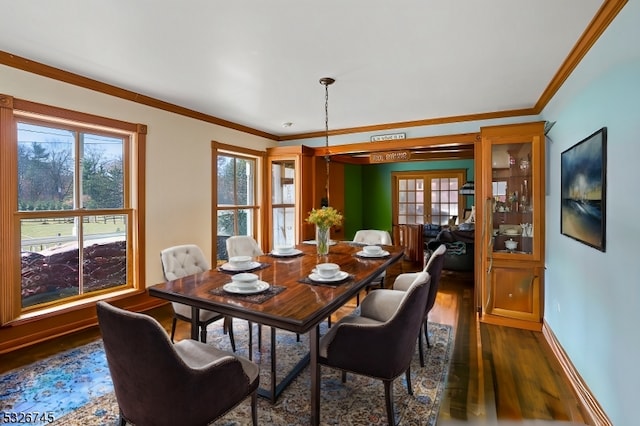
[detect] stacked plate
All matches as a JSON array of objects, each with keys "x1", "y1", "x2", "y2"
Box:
[{"x1": 309, "y1": 263, "x2": 349, "y2": 283}]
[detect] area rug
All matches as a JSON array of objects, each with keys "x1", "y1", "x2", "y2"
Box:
[{"x1": 0, "y1": 319, "x2": 453, "y2": 425}]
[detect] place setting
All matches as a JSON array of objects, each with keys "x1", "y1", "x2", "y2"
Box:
[
  {"x1": 300, "y1": 262, "x2": 353, "y2": 286},
  {"x1": 355, "y1": 245, "x2": 390, "y2": 258},
  {"x1": 269, "y1": 244, "x2": 304, "y2": 258},
  {"x1": 210, "y1": 272, "x2": 286, "y2": 302},
  {"x1": 218, "y1": 255, "x2": 270, "y2": 274}
]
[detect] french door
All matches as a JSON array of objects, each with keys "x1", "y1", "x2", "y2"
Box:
[{"x1": 392, "y1": 170, "x2": 465, "y2": 226}]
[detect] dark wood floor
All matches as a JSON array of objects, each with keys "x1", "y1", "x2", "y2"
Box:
[{"x1": 0, "y1": 260, "x2": 588, "y2": 424}]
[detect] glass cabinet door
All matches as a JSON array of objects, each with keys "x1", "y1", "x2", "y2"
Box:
[
  {"x1": 271, "y1": 160, "x2": 296, "y2": 247},
  {"x1": 490, "y1": 141, "x2": 535, "y2": 255}
]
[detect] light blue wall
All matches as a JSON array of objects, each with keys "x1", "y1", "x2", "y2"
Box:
[{"x1": 542, "y1": 2, "x2": 640, "y2": 424}]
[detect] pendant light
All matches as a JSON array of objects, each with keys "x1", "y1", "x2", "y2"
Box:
[{"x1": 319, "y1": 77, "x2": 335, "y2": 207}]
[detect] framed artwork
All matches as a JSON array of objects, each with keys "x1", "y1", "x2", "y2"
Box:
[{"x1": 560, "y1": 127, "x2": 607, "y2": 251}]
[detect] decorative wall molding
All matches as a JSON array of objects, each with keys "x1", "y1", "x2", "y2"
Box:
[{"x1": 543, "y1": 321, "x2": 612, "y2": 426}]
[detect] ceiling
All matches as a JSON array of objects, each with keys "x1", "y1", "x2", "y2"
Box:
[{"x1": 0, "y1": 1, "x2": 615, "y2": 141}]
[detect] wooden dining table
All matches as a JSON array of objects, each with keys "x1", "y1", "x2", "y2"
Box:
[{"x1": 148, "y1": 241, "x2": 404, "y2": 425}]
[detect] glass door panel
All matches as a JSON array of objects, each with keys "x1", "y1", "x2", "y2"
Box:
[{"x1": 491, "y1": 142, "x2": 534, "y2": 254}]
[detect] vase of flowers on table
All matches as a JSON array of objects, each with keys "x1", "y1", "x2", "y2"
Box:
[{"x1": 306, "y1": 206, "x2": 343, "y2": 256}]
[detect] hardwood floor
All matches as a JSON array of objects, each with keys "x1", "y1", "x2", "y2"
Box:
[{"x1": 0, "y1": 260, "x2": 589, "y2": 425}]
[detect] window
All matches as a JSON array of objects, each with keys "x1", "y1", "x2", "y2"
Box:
[
  {"x1": 392, "y1": 170, "x2": 465, "y2": 226},
  {"x1": 0, "y1": 97, "x2": 144, "y2": 322},
  {"x1": 213, "y1": 143, "x2": 263, "y2": 263}
]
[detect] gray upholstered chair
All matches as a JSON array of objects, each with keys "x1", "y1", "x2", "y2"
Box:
[
  {"x1": 160, "y1": 244, "x2": 235, "y2": 350},
  {"x1": 353, "y1": 229, "x2": 393, "y2": 305},
  {"x1": 96, "y1": 301, "x2": 259, "y2": 426},
  {"x1": 318, "y1": 271, "x2": 431, "y2": 426},
  {"x1": 393, "y1": 243, "x2": 447, "y2": 366}
]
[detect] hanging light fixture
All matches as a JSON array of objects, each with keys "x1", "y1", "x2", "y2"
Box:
[{"x1": 319, "y1": 77, "x2": 335, "y2": 207}]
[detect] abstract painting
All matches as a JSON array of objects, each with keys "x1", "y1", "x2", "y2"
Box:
[{"x1": 561, "y1": 127, "x2": 607, "y2": 251}]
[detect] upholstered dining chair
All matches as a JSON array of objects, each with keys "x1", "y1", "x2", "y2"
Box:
[
  {"x1": 96, "y1": 301, "x2": 259, "y2": 426},
  {"x1": 353, "y1": 229, "x2": 393, "y2": 305},
  {"x1": 393, "y1": 243, "x2": 447, "y2": 367},
  {"x1": 226, "y1": 235, "x2": 264, "y2": 258},
  {"x1": 318, "y1": 272, "x2": 431, "y2": 426},
  {"x1": 160, "y1": 244, "x2": 235, "y2": 351},
  {"x1": 225, "y1": 235, "x2": 281, "y2": 351}
]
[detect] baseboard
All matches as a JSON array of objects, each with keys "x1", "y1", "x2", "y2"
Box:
[{"x1": 542, "y1": 321, "x2": 612, "y2": 426}]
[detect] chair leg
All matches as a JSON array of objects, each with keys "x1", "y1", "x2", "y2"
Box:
[
  {"x1": 418, "y1": 326, "x2": 425, "y2": 367},
  {"x1": 384, "y1": 379, "x2": 395, "y2": 426},
  {"x1": 250, "y1": 390, "x2": 258, "y2": 426},
  {"x1": 425, "y1": 320, "x2": 431, "y2": 348},
  {"x1": 118, "y1": 410, "x2": 127, "y2": 426},
  {"x1": 405, "y1": 366, "x2": 413, "y2": 395},
  {"x1": 199, "y1": 323, "x2": 207, "y2": 343},
  {"x1": 257, "y1": 324, "x2": 262, "y2": 352},
  {"x1": 341, "y1": 371, "x2": 347, "y2": 383},
  {"x1": 170, "y1": 317, "x2": 178, "y2": 343},
  {"x1": 356, "y1": 291, "x2": 361, "y2": 306},
  {"x1": 226, "y1": 317, "x2": 236, "y2": 352},
  {"x1": 248, "y1": 321, "x2": 253, "y2": 361}
]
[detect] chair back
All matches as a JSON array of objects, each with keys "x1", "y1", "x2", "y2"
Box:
[
  {"x1": 353, "y1": 229, "x2": 392, "y2": 245},
  {"x1": 424, "y1": 243, "x2": 447, "y2": 315},
  {"x1": 392, "y1": 224, "x2": 424, "y2": 266},
  {"x1": 160, "y1": 244, "x2": 209, "y2": 280},
  {"x1": 226, "y1": 235, "x2": 264, "y2": 258},
  {"x1": 325, "y1": 272, "x2": 431, "y2": 379},
  {"x1": 96, "y1": 302, "x2": 199, "y2": 424}
]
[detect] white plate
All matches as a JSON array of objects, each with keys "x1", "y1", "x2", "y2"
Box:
[
  {"x1": 220, "y1": 261, "x2": 262, "y2": 271},
  {"x1": 271, "y1": 248, "x2": 303, "y2": 257},
  {"x1": 222, "y1": 281, "x2": 270, "y2": 294},
  {"x1": 308, "y1": 270, "x2": 349, "y2": 282},
  {"x1": 302, "y1": 240, "x2": 337, "y2": 246},
  {"x1": 503, "y1": 229, "x2": 520, "y2": 235},
  {"x1": 356, "y1": 250, "x2": 390, "y2": 258}
]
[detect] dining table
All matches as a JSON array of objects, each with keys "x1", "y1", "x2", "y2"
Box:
[{"x1": 148, "y1": 240, "x2": 404, "y2": 425}]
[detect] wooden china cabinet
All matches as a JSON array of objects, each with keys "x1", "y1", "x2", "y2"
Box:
[{"x1": 477, "y1": 122, "x2": 545, "y2": 331}]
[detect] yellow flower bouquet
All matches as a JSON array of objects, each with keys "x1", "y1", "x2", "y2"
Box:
[
  {"x1": 306, "y1": 207, "x2": 343, "y2": 255},
  {"x1": 306, "y1": 206, "x2": 343, "y2": 229}
]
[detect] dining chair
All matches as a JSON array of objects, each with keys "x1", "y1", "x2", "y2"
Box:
[
  {"x1": 96, "y1": 301, "x2": 259, "y2": 426},
  {"x1": 393, "y1": 243, "x2": 447, "y2": 366},
  {"x1": 318, "y1": 271, "x2": 431, "y2": 426},
  {"x1": 353, "y1": 229, "x2": 393, "y2": 305},
  {"x1": 160, "y1": 244, "x2": 235, "y2": 351},
  {"x1": 226, "y1": 235, "x2": 264, "y2": 258},
  {"x1": 225, "y1": 235, "x2": 286, "y2": 352}
]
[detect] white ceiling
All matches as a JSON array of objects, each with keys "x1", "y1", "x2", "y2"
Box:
[{"x1": 0, "y1": 0, "x2": 610, "y2": 138}]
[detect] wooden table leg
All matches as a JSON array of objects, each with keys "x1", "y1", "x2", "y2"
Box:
[
  {"x1": 310, "y1": 324, "x2": 320, "y2": 425},
  {"x1": 190, "y1": 307, "x2": 199, "y2": 340}
]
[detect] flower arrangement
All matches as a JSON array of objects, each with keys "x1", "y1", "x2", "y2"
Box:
[{"x1": 306, "y1": 206, "x2": 343, "y2": 229}]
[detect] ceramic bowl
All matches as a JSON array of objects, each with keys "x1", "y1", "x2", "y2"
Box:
[
  {"x1": 505, "y1": 239, "x2": 518, "y2": 251},
  {"x1": 316, "y1": 263, "x2": 340, "y2": 278},
  {"x1": 363, "y1": 245, "x2": 383, "y2": 255},
  {"x1": 231, "y1": 272, "x2": 259, "y2": 289},
  {"x1": 275, "y1": 245, "x2": 295, "y2": 254},
  {"x1": 229, "y1": 255, "x2": 252, "y2": 269}
]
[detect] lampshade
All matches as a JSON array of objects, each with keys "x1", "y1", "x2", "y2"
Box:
[{"x1": 459, "y1": 181, "x2": 475, "y2": 195}]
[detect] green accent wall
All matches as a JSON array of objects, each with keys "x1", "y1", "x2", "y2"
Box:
[{"x1": 343, "y1": 159, "x2": 474, "y2": 240}]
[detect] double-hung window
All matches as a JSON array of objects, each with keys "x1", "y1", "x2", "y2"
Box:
[{"x1": 1, "y1": 97, "x2": 144, "y2": 322}]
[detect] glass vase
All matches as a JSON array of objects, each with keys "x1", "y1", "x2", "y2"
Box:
[{"x1": 316, "y1": 225, "x2": 330, "y2": 256}]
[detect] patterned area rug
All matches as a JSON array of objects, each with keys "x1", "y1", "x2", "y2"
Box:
[{"x1": 1, "y1": 318, "x2": 453, "y2": 425}]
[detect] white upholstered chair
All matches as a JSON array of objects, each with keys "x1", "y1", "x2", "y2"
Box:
[
  {"x1": 160, "y1": 244, "x2": 235, "y2": 350},
  {"x1": 225, "y1": 235, "x2": 264, "y2": 258},
  {"x1": 353, "y1": 229, "x2": 393, "y2": 305}
]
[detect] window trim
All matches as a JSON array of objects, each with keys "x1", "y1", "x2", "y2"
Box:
[
  {"x1": 211, "y1": 141, "x2": 266, "y2": 262},
  {"x1": 0, "y1": 94, "x2": 146, "y2": 326}
]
